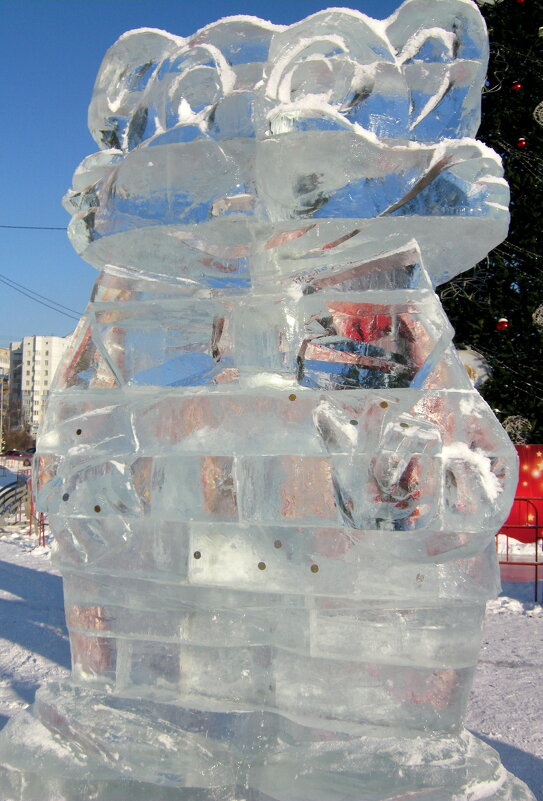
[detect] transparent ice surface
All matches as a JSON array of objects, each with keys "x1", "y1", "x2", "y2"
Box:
[{"x1": 0, "y1": 1, "x2": 534, "y2": 799}]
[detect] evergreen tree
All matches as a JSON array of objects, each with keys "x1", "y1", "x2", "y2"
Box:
[{"x1": 438, "y1": 0, "x2": 543, "y2": 442}]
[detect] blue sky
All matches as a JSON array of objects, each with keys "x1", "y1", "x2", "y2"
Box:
[{"x1": 0, "y1": 0, "x2": 400, "y2": 349}]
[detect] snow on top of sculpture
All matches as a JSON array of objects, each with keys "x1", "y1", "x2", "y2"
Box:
[{"x1": 64, "y1": 0, "x2": 508, "y2": 287}]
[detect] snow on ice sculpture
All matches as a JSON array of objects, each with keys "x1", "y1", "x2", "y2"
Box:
[{"x1": 0, "y1": 1, "x2": 535, "y2": 799}]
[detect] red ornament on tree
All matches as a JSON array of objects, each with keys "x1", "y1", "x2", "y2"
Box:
[
  {"x1": 515, "y1": 0, "x2": 526, "y2": 5},
  {"x1": 517, "y1": 137, "x2": 527, "y2": 148},
  {"x1": 511, "y1": 81, "x2": 523, "y2": 90},
  {"x1": 496, "y1": 318, "x2": 509, "y2": 331}
]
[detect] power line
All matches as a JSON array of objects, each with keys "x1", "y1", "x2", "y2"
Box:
[
  {"x1": 0, "y1": 224, "x2": 65, "y2": 231},
  {"x1": 0, "y1": 272, "x2": 82, "y2": 316},
  {"x1": 0, "y1": 275, "x2": 81, "y2": 322}
]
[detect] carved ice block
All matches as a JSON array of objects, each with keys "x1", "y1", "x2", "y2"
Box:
[{"x1": 0, "y1": 1, "x2": 535, "y2": 799}]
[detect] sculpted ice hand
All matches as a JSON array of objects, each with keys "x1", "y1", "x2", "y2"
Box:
[{"x1": 0, "y1": 1, "x2": 535, "y2": 799}]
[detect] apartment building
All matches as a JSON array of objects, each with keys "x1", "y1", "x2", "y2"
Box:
[
  {"x1": 0, "y1": 348, "x2": 9, "y2": 377},
  {"x1": 9, "y1": 335, "x2": 71, "y2": 436}
]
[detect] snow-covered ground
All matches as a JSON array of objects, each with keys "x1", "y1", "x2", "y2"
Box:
[
  {"x1": 0, "y1": 519, "x2": 541, "y2": 799},
  {"x1": 0, "y1": 520, "x2": 70, "y2": 733}
]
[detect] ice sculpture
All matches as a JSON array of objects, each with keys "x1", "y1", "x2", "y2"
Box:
[{"x1": 0, "y1": 1, "x2": 535, "y2": 799}]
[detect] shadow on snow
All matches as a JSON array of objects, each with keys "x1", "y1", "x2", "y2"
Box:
[{"x1": 0, "y1": 558, "x2": 70, "y2": 669}]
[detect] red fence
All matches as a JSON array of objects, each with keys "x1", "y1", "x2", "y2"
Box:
[{"x1": 497, "y1": 445, "x2": 543, "y2": 601}]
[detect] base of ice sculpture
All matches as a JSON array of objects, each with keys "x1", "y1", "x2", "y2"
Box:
[{"x1": 0, "y1": 682, "x2": 535, "y2": 801}]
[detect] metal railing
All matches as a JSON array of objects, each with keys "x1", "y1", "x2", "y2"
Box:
[
  {"x1": 0, "y1": 475, "x2": 30, "y2": 518},
  {"x1": 497, "y1": 497, "x2": 542, "y2": 602}
]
